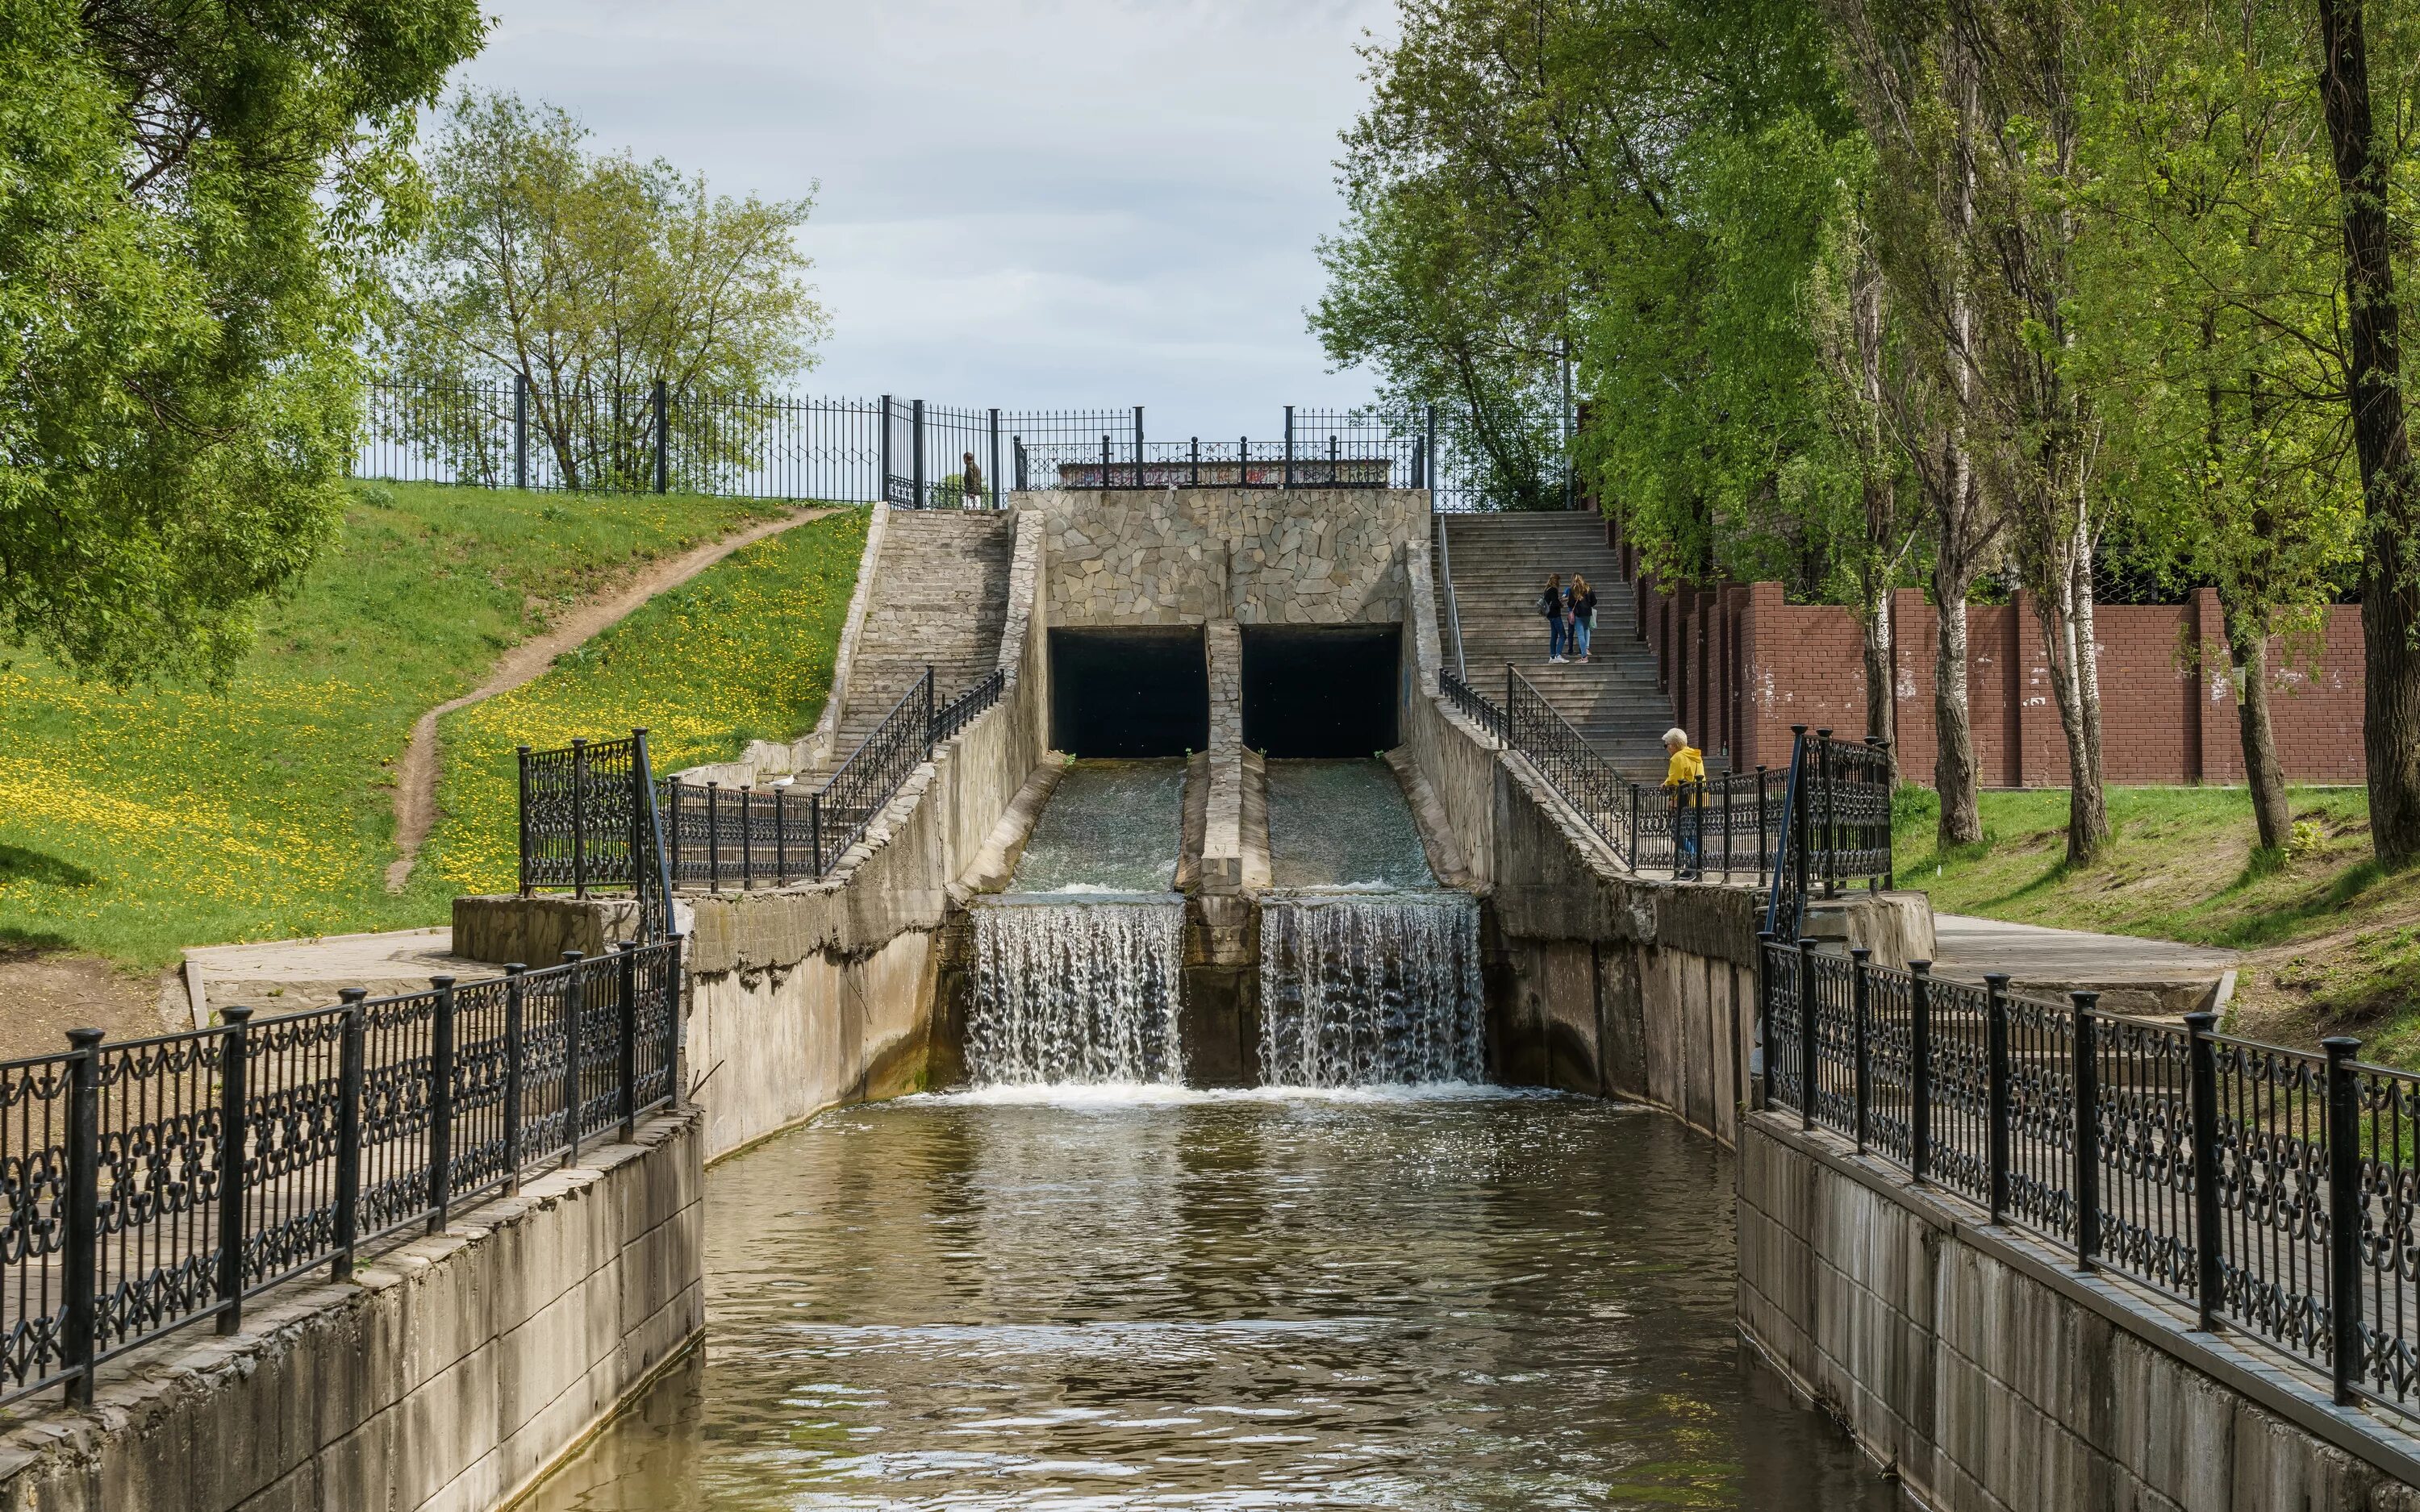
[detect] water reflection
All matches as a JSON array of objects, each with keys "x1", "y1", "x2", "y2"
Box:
[{"x1": 515, "y1": 1093, "x2": 1904, "y2": 1510}]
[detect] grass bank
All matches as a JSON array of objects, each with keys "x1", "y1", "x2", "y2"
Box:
[
  {"x1": 416, "y1": 509, "x2": 867, "y2": 898},
  {"x1": 1893, "y1": 785, "x2": 2420, "y2": 1056},
  {"x1": 0, "y1": 482, "x2": 794, "y2": 968}
]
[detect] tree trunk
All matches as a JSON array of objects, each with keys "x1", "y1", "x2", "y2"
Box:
[
  {"x1": 2036, "y1": 560, "x2": 2109, "y2": 864},
  {"x1": 1934, "y1": 573, "x2": 1984, "y2": 849},
  {"x1": 1863, "y1": 589, "x2": 1896, "y2": 749},
  {"x1": 2226, "y1": 610, "x2": 2293, "y2": 851},
  {"x1": 2068, "y1": 518, "x2": 2109, "y2": 854},
  {"x1": 2319, "y1": 0, "x2": 2420, "y2": 863}
]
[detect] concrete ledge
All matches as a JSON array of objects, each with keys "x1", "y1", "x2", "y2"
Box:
[
  {"x1": 1740, "y1": 1110, "x2": 2420, "y2": 1509},
  {"x1": 0, "y1": 1110, "x2": 704, "y2": 1512}
]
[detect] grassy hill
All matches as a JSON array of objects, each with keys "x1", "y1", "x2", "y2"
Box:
[
  {"x1": 415, "y1": 510, "x2": 866, "y2": 899},
  {"x1": 1892, "y1": 784, "x2": 2420, "y2": 1057},
  {"x1": 0, "y1": 482, "x2": 798, "y2": 968}
]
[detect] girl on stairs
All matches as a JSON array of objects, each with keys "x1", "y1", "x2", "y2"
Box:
[
  {"x1": 1569, "y1": 574, "x2": 1596, "y2": 662},
  {"x1": 1538, "y1": 573, "x2": 1570, "y2": 662}
]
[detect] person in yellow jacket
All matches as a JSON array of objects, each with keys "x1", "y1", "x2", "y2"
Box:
[{"x1": 1662, "y1": 727, "x2": 1705, "y2": 878}]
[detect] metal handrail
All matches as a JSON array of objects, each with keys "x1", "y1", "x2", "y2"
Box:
[{"x1": 1437, "y1": 514, "x2": 1467, "y2": 679}]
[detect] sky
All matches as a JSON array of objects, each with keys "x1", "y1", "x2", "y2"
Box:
[{"x1": 456, "y1": 0, "x2": 1396, "y2": 439}]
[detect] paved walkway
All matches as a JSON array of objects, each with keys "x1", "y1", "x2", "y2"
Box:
[
  {"x1": 182, "y1": 927, "x2": 480, "y2": 1027},
  {"x1": 1930, "y1": 913, "x2": 2236, "y2": 1018}
]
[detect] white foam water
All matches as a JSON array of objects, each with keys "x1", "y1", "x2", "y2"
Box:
[
  {"x1": 1257, "y1": 891, "x2": 1485, "y2": 1087},
  {"x1": 968, "y1": 898, "x2": 1187, "y2": 1085}
]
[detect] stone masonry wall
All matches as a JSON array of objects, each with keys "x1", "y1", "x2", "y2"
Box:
[
  {"x1": 0, "y1": 1111, "x2": 703, "y2": 1512},
  {"x1": 1021, "y1": 488, "x2": 1426, "y2": 627},
  {"x1": 1739, "y1": 1113, "x2": 2420, "y2": 1510}
]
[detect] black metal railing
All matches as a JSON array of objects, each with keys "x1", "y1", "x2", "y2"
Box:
[
  {"x1": 1759, "y1": 937, "x2": 2420, "y2": 1423},
  {"x1": 515, "y1": 730, "x2": 674, "y2": 937},
  {"x1": 1470, "y1": 667, "x2": 1838, "y2": 887},
  {"x1": 0, "y1": 942, "x2": 681, "y2": 1408},
  {"x1": 526, "y1": 668, "x2": 1009, "y2": 895},
  {"x1": 361, "y1": 380, "x2": 1559, "y2": 513}
]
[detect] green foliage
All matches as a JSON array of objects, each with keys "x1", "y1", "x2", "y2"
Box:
[
  {"x1": 0, "y1": 483, "x2": 792, "y2": 966},
  {"x1": 384, "y1": 90, "x2": 828, "y2": 490},
  {"x1": 0, "y1": 0, "x2": 484, "y2": 686}
]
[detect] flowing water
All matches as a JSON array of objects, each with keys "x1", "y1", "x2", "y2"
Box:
[
  {"x1": 512, "y1": 1091, "x2": 1903, "y2": 1511},
  {"x1": 966, "y1": 759, "x2": 1192, "y2": 1086},
  {"x1": 1259, "y1": 893, "x2": 1485, "y2": 1086},
  {"x1": 1258, "y1": 760, "x2": 1483, "y2": 1086},
  {"x1": 968, "y1": 898, "x2": 1186, "y2": 1085}
]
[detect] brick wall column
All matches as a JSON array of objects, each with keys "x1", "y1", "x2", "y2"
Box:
[{"x1": 2192, "y1": 588, "x2": 2234, "y2": 785}]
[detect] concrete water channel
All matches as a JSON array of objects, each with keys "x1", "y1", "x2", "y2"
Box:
[{"x1": 510, "y1": 754, "x2": 1903, "y2": 1510}]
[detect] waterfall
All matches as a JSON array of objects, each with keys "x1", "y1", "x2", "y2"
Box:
[
  {"x1": 1258, "y1": 892, "x2": 1485, "y2": 1086},
  {"x1": 968, "y1": 899, "x2": 1187, "y2": 1085}
]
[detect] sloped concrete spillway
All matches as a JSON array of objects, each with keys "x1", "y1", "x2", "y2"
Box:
[
  {"x1": 1258, "y1": 760, "x2": 1485, "y2": 1086},
  {"x1": 966, "y1": 760, "x2": 1188, "y2": 1085}
]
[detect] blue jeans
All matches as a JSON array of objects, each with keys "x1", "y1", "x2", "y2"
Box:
[
  {"x1": 1571, "y1": 615, "x2": 1592, "y2": 657},
  {"x1": 1548, "y1": 617, "x2": 1568, "y2": 658},
  {"x1": 1675, "y1": 805, "x2": 1701, "y2": 874}
]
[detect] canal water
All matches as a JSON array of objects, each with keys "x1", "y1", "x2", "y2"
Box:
[{"x1": 515, "y1": 1090, "x2": 1902, "y2": 1510}]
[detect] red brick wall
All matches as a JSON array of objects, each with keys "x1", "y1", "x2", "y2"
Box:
[{"x1": 1603, "y1": 521, "x2": 2365, "y2": 785}]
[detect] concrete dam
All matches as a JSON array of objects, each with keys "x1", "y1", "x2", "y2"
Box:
[{"x1": 19, "y1": 482, "x2": 2420, "y2": 1512}]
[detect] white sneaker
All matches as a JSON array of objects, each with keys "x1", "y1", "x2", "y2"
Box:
[{"x1": 1550, "y1": 656, "x2": 1566, "y2": 663}]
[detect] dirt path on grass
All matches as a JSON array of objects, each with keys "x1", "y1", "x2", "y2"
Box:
[{"x1": 382, "y1": 506, "x2": 836, "y2": 893}]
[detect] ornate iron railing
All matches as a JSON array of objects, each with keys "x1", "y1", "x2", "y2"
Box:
[
  {"x1": 515, "y1": 731, "x2": 674, "y2": 937},
  {"x1": 0, "y1": 942, "x2": 681, "y2": 1408},
  {"x1": 1758, "y1": 938, "x2": 2420, "y2": 1423},
  {"x1": 531, "y1": 667, "x2": 1009, "y2": 895}
]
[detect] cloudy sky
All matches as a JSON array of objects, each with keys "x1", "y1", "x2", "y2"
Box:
[{"x1": 456, "y1": 0, "x2": 1396, "y2": 438}]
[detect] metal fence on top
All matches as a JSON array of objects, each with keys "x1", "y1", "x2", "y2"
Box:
[{"x1": 357, "y1": 379, "x2": 1567, "y2": 512}]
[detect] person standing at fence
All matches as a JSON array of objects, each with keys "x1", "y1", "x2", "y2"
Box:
[
  {"x1": 962, "y1": 451, "x2": 985, "y2": 508},
  {"x1": 1663, "y1": 727, "x2": 1705, "y2": 879},
  {"x1": 1538, "y1": 573, "x2": 1569, "y2": 662},
  {"x1": 1569, "y1": 574, "x2": 1596, "y2": 663}
]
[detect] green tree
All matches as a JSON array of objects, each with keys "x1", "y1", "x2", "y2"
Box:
[
  {"x1": 0, "y1": 0, "x2": 482, "y2": 685},
  {"x1": 384, "y1": 90, "x2": 828, "y2": 491}
]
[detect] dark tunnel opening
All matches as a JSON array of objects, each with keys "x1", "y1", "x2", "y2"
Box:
[
  {"x1": 1241, "y1": 624, "x2": 1401, "y2": 757},
  {"x1": 1049, "y1": 627, "x2": 1211, "y2": 756}
]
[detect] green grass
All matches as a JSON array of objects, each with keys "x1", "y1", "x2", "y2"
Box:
[
  {"x1": 416, "y1": 509, "x2": 869, "y2": 899},
  {"x1": 1891, "y1": 782, "x2": 2420, "y2": 1057},
  {"x1": 0, "y1": 482, "x2": 795, "y2": 967}
]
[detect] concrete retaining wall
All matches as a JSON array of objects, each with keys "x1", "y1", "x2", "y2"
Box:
[
  {"x1": 0, "y1": 1111, "x2": 703, "y2": 1512},
  {"x1": 1738, "y1": 1112, "x2": 2420, "y2": 1510}
]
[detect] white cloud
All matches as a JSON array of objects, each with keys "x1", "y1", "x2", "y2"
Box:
[{"x1": 455, "y1": 0, "x2": 1394, "y2": 434}]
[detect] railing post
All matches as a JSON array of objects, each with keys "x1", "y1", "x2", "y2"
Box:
[
  {"x1": 652, "y1": 377, "x2": 669, "y2": 494},
  {"x1": 60, "y1": 1027, "x2": 102, "y2": 1406},
  {"x1": 616, "y1": 942, "x2": 640, "y2": 1143},
  {"x1": 1191, "y1": 435, "x2": 1201, "y2": 487},
  {"x1": 1629, "y1": 785, "x2": 1642, "y2": 868},
  {"x1": 1756, "y1": 765, "x2": 1769, "y2": 887},
  {"x1": 1796, "y1": 937, "x2": 1818, "y2": 1134},
  {"x1": 2072, "y1": 991, "x2": 2101, "y2": 1271},
  {"x1": 1755, "y1": 931, "x2": 1775, "y2": 1110},
  {"x1": 2326, "y1": 1035, "x2": 2365, "y2": 1406},
  {"x1": 1283, "y1": 404, "x2": 1295, "y2": 489},
  {"x1": 570, "y1": 738, "x2": 589, "y2": 898},
  {"x1": 706, "y1": 781, "x2": 721, "y2": 893},
  {"x1": 1871, "y1": 736, "x2": 1894, "y2": 891},
  {"x1": 425, "y1": 976, "x2": 457, "y2": 1236},
  {"x1": 215, "y1": 1006, "x2": 252, "y2": 1334},
  {"x1": 1985, "y1": 973, "x2": 2013, "y2": 1225},
  {"x1": 1721, "y1": 772, "x2": 1734, "y2": 880},
  {"x1": 1133, "y1": 403, "x2": 1145, "y2": 486},
  {"x1": 1909, "y1": 961, "x2": 1934, "y2": 1185},
  {"x1": 810, "y1": 790, "x2": 824, "y2": 878},
  {"x1": 516, "y1": 744, "x2": 533, "y2": 895},
  {"x1": 878, "y1": 394, "x2": 891, "y2": 498},
  {"x1": 628, "y1": 727, "x2": 650, "y2": 905},
  {"x1": 774, "y1": 787, "x2": 789, "y2": 882},
  {"x1": 1424, "y1": 403, "x2": 1437, "y2": 498},
  {"x1": 1790, "y1": 727, "x2": 1812, "y2": 929},
  {"x1": 2186, "y1": 1011, "x2": 2225, "y2": 1330},
  {"x1": 740, "y1": 785, "x2": 753, "y2": 890},
  {"x1": 561, "y1": 952, "x2": 586, "y2": 1164},
  {"x1": 502, "y1": 964, "x2": 527, "y2": 1195},
  {"x1": 332, "y1": 989, "x2": 365, "y2": 1281},
  {"x1": 1816, "y1": 728, "x2": 1838, "y2": 899},
  {"x1": 1850, "y1": 948, "x2": 1871, "y2": 1155},
  {"x1": 912, "y1": 398, "x2": 926, "y2": 506},
  {"x1": 514, "y1": 372, "x2": 529, "y2": 489},
  {"x1": 665, "y1": 935, "x2": 687, "y2": 1111},
  {"x1": 988, "y1": 406, "x2": 1002, "y2": 508}
]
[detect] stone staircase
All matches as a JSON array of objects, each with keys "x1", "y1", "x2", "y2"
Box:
[
  {"x1": 823, "y1": 511, "x2": 1016, "y2": 764},
  {"x1": 1432, "y1": 512, "x2": 1675, "y2": 779}
]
